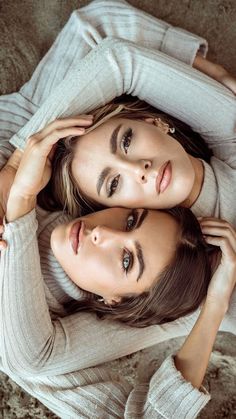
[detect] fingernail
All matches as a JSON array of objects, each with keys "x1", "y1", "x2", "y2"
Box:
[
  {"x1": 77, "y1": 127, "x2": 85, "y2": 132},
  {"x1": 86, "y1": 115, "x2": 94, "y2": 119}
]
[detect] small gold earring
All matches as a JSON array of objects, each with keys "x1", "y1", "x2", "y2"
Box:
[
  {"x1": 97, "y1": 297, "x2": 105, "y2": 303},
  {"x1": 154, "y1": 118, "x2": 175, "y2": 134}
]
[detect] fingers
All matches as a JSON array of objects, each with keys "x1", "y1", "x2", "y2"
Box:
[
  {"x1": 204, "y1": 235, "x2": 236, "y2": 265},
  {"x1": 26, "y1": 114, "x2": 94, "y2": 157},
  {"x1": 199, "y1": 217, "x2": 236, "y2": 264},
  {"x1": 36, "y1": 114, "x2": 94, "y2": 139},
  {"x1": 27, "y1": 126, "x2": 86, "y2": 156}
]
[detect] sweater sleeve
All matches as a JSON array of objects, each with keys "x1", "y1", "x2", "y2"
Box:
[
  {"x1": 0, "y1": 0, "x2": 207, "y2": 169},
  {"x1": 10, "y1": 38, "x2": 235, "y2": 165},
  {"x1": 8, "y1": 356, "x2": 210, "y2": 419},
  {"x1": 18, "y1": 0, "x2": 208, "y2": 107}
]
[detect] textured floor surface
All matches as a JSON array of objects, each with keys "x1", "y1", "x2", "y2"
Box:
[{"x1": 0, "y1": 0, "x2": 236, "y2": 418}]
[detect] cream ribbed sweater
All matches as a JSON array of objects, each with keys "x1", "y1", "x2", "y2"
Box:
[
  {"x1": 1, "y1": 1, "x2": 236, "y2": 417},
  {"x1": 7, "y1": 5, "x2": 236, "y2": 226}
]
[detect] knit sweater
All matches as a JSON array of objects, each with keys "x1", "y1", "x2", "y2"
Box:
[
  {"x1": 0, "y1": 1, "x2": 235, "y2": 417},
  {"x1": 7, "y1": 7, "x2": 236, "y2": 227}
]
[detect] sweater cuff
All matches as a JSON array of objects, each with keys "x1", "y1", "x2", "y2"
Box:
[
  {"x1": 3, "y1": 209, "x2": 38, "y2": 239},
  {"x1": 149, "y1": 355, "x2": 210, "y2": 418},
  {"x1": 161, "y1": 27, "x2": 208, "y2": 65}
]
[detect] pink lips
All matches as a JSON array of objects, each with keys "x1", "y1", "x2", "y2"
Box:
[
  {"x1": 69, "y1": 221, "x2": 83, "y2": 254},
  {"x1": 156, "y1": 161, "x2": 172, "y2": 194}
]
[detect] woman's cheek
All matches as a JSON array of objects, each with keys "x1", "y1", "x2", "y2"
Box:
[{"x1": 122, "y1": 181, "x2": 143, "y2": 206}]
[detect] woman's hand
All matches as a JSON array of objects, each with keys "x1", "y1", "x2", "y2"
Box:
[
  {"x1": 6, "y1": 115, "x2": 93, "y2": 222},
  {"x1": 199, "y1": 217, "x2": 236, "y2": 313},
  {"x1": 175, "y1": 217, "x2": 236, "y2": 390},
  {"x1": 11, "y1": 115, "x2": 93, "y2": 199},
  {"x1": 193, "y1": 55, "x2": 236, "y2": 95}
]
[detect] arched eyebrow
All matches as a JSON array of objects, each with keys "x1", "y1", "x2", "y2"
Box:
[
  {"x1": 96, "y1": 124, "x2": 122, "y2": 196},
  {"x1": 96, "y1": 167, "x2": 111, "y2": 196},
  {"x1": 135, "y1": 210, "x2": 148, "y2": 281},
  {"x1": 110, "y1": 124, "x2": 122, "y2": 154},
  {"x1": 135, "y1": 241, "x2": 145, "y2": 282}
]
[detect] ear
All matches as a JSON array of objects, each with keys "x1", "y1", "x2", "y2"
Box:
[
  {"x1": 144, "y1": 117, "x2": 170, "y2": 134},
  {"x1": 143, "y1": 117, "x2": 155, "y2": 125},
  {"x1": 104, "y1": 296, "x2": 122, "y2": 306}
]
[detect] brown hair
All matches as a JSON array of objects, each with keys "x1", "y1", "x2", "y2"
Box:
[
  {"x1": 65, "y1": 206, "x2": 213, "y2": 328},
  {"x1": 38, "y1": 97, "x2": 212, "y2": 217}
]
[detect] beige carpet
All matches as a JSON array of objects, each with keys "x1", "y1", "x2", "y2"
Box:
[{"x1": 0, "y1": 0, "x2": 236, "y2": 417}]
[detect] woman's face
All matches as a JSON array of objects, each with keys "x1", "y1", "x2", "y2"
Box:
[
  {"x1": 71, "y1": 117, "x2": 195, "y2": 209},
  {"x1": 51, "y1": 207, "x2": 180, "y2": 304}
]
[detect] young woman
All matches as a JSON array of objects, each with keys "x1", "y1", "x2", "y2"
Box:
[
  {"x1": 7, "y1": 15, "x2": 235, "y2": 226},
  {"x1": 45, "y1": 98, "x2": 235, "y2": 225},
  {"x1": 0, "y1": 0, "x2": 235, "y2": 416},
  {"x1": 1, "y1": 115, "x2": 236, "y2": 418}
]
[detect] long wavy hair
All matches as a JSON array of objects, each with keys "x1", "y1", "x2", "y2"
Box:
[
  {"x1": 64, "y1": 206, "x2": 214, "y2": 328},
  {"x1": 38, "y1": 97, "x2": 212, "y2": 217}
]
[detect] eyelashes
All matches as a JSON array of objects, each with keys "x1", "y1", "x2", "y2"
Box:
[
  {"x1": 121, "y1": 209, "x2": 139, "y2": 274},
  {"x1": 121, "y1": 128, "x2": 133, "y2": 154},
  {"x1": 122, "y1": 248, "x2": 133, "y2": 274},
  {"x1": 108, "y1": 174, "x2": 120, "y2": 198},
  {"x1": 126, "y1": 209, "x2": 138, "y2": 231},
  {"x1": 107, "y1": 128, "x2": 133, "y2": 198}
]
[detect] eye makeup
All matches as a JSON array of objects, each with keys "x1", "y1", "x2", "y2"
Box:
[
  {"x1": 122, "y1": 248, "x2": 134, "y2": 274},
  {"x1": 107, "y1": 127, "x2": 134, "y2": 198},
  {"x1": 120, "y1": 127, "x2": 133, "y2": 154}
]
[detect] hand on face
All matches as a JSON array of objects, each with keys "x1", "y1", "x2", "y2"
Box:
[
  {"x1": 11, "y1": 115, "x2": 93, "y2": 200},
  {"x1": 199, "y1": 217, "x2": 236, "y2": 314}
]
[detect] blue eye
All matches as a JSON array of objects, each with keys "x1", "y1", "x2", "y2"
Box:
[
  {"x1": 126, "y1": 209, "x2": 138, "y2": 231},
  {"x1": 122, "y1": 249, "x2": 133, "y2": 274},
  {"x1": 121, "y1": 128, "x2": 133, "y2": 154}
]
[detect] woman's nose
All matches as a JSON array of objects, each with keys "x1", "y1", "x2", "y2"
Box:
[
  {"x1": 91, "y1": 225, "x2": 118, "y2": 246},
  {"x1": 132, "y1": 159, "x2": 152, "y2": 183}
]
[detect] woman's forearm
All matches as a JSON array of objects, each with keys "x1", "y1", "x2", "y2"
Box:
[
  {"x1": 175, "y1": 300, "x2": 225, "y2": 389},
  {"x1": 6, "y1": 187, "x2": 35, "y2": 222},
  {"x1": 1, "y1": 0, "x2": 206, "y2": 159},
  {"x1": 11, "y1": 38, "x2": 235, "y2": 158}
]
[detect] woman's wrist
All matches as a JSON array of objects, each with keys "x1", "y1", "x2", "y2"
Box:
[
  {"x1": 203, "y1": 296, "x2": 228, "y2": 319},
  {"x1": 6, "y1": 185, "x2": 36, "y2": 222}
]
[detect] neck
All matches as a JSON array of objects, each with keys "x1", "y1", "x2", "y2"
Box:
[{"x1": 182, "y1": 156, "x2": 204, "y2": 208}]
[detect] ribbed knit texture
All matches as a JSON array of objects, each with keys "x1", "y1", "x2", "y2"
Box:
[
  {"x1": 0, "y1": 0, "x2": 235, "y2": 417},
  {"x1": 2, "y1": 207, "x2": 236, "y2": 418},
  {"x1": 7, "y1": 6, "x2": 236, "y2": 227}
]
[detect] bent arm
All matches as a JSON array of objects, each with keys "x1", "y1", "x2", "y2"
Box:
[
  {"x1": 11, "y1": 38, "x2": 236, "y2": 165},
  {"x1": 8, "y1": 356, "x2": 209, "y2": 419},
  {"x1": 8, "y1": 297, "x2": 224, "y2": 419},
  {"x1": 0, "y1": 0, "x2": 207, "y2": 168}
]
